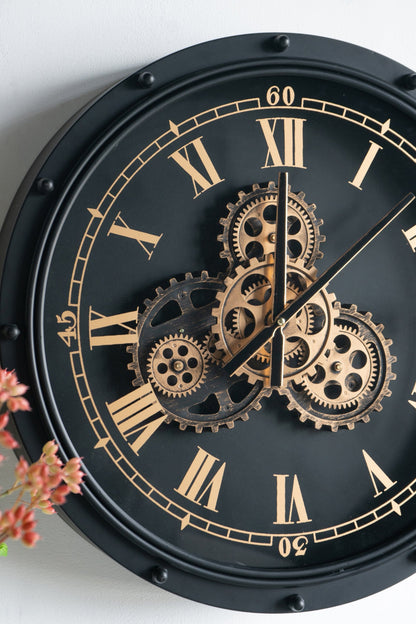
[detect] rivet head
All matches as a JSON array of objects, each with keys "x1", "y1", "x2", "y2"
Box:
[
  {"x1": 137, "y1": 71, "x2": 155, "y2": 88},
  {"x1": 151, "y1": 566, "x2": 168, "y2": 585},
  {"x1": 272, "y1": 34, "x2": 290, "y2": 53},
  {"x1": 287, "y1": 594, "x2": 305, "y2": 613},
  {"x1": 277, "y1": 317, "x2": 286, "y2": 327},
  {"x1": 401, "y1": 73, "x2": 416, "y2": 91},
  {"x1": 36, "y1": 178, "x2": 55, "y2": 194},
  {"x1": 0, "y1": 324, "x2": 20, "y2": 341}
]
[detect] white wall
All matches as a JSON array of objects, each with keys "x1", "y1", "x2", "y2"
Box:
[{"x1": 1, "y1": 1, "x2": 416, "y2": 622}]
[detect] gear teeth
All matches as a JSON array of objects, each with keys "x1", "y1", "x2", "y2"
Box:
[
  {"x1": 284, "y1": 305, "x2": 396, "y2": 431},
  {"x1": 226, "y1": 421, "x2": 235, "y2": 429},
  {"x1": 219, "y1": 181, "x2": 325, "y2": 269},
  {"x1": 185, "y1": 271, "x2": 193, "y2": 280},
  {"x1": 169, "y1": 277, "x2": 178, "y2": 286}
]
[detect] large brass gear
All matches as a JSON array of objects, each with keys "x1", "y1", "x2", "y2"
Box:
[
  {"x1": 278, "y1": 305, "x2": 397, "y2": 431},
  {"x1": 217, "y1": 181, "x2": 325, "y2": 270},
  {"x1": 127, "y1": 272, "x2": 268, "y2": 432},
  {"x1": 147, "y1": 333, "x2": 208, "y2": 397},
  {"x1": 212, "y1": 256, "x2": 338, "y2": 385}
]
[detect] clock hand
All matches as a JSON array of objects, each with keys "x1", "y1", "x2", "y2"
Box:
[
  {"x1": 269, "y1": 171, "x2": 288, "y2": 388},
  {"x1": 224, "y1": 192, "x2": 415, "y2": 376}
]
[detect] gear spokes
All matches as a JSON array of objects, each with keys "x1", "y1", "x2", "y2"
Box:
[
  {"x1": 128, "y1": 272, "x2": 268, "y2": 432},
  {"x1": 212, "y1": 256, "x2": 338, "y2": 385},
  {"x1": 217, "y1": 181, "x2": 325, "y2": 269},
  {"x1": 278, "y1": 305, "x2": 397, "y2": 431}
]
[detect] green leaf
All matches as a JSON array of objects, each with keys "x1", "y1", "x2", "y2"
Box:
[{"x1": 0, "y1": 543, "x2": 8, "y2": 556}]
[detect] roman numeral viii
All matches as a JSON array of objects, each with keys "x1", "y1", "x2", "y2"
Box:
[
  {"x1": 257, "y1": 117, "x2": 306, "y2": 169},
  {"x1": 106, "y1": 383, "x2": 166, "y2": 454}
]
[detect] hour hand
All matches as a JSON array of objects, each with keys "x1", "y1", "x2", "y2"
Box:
[{"x1": 269, "y1": 171, "x2": 288, "y2": 388}]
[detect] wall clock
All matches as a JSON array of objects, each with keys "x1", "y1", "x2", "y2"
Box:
[{"x1": 2, "y1": 32, "x2": 416, "y2": 613}]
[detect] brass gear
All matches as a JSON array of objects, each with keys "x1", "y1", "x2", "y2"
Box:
[
  {"x1": 217, "y1": 181, "x2": 325, "y2": 270},
  {"x1": 127, "y1": 272, "x2": 267, "y2": 432},
  {"x1": 278, "y1": 305, "x2": 397, "y2": 431},
  {"x1": 212, "y1": 256, "x2": 338, "y2": 385},
  {"x1": 147, "y1": 333, "x2": 208, "y2": 397}
]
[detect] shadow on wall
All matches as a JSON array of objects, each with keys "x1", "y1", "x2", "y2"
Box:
[{"x1": 0, "y1": 67, "x2": 140, "y2": 221}]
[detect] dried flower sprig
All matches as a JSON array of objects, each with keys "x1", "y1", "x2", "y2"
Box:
[{"x1": 0, "y1": 369, "x2": 84, "y2": 548}]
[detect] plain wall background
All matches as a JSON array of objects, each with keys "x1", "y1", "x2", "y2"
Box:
[{"x1": 1, "y1": 1, "x2": 416, "y2": 622}]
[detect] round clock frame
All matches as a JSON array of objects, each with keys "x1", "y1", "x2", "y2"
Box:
[{"x1": 2, "y1": 33, "x2": 416, "y2": 613}]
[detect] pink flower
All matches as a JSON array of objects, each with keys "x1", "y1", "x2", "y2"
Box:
[
  {"x1": 0, "y1": 429, "x2": 18, "y2": 449},
  {"x1": 21, "y1": 531, "x2": 40, "y2": 548}
]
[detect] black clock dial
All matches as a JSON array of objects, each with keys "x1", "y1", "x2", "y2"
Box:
[{"x1": 3, "y1": 34, "x2": 416, "y2": 613}]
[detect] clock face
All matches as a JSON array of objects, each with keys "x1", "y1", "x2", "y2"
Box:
[{"x1": 3, "y1": 34, "x2": 416, "y2": 612}]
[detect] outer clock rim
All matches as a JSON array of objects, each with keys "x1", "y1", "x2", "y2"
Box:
[{"x1": 2, "y1": 33, "x2": 416, "y2": 612}]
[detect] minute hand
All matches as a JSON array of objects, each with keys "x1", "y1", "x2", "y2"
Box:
[{"x1": 224, "y1": 192, "x2": 415, "y2": 376}]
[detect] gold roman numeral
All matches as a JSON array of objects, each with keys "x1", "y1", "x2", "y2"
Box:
[
  {"x1": 89, "y1": 308, "x2": 137, "y2": 348},
  {"x1": 273, "y1": 474, "x2": 312, "y2": 525},
  {"x1": 257, "y1": 117, "x2": 306, "y2": 169},
  {"x1": 362, "y1": 449, "x2": 396, "y2": 497},
  {"x1": 168, "y1": 137, "x2": 224, "y2": 197},
  {"x1": 108, "y1": 212, "x2": 162, "y2": 260},
  {"x1": 349, "y1": 141, "x2": 383, "y2": 190},
  {"x1": 402, "y1": 223, "x2": 416, "y2": 252},
  {"x1": 409, "y1": 381, "x2": 416, "y2": 410},
  {"x1": 175, "y1": 446, "x2": 226, "y2": 512},
  {"x1": 106, "y1": 383, "x2": 166, "y2": 454}
]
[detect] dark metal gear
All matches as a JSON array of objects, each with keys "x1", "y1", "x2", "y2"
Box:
[
  {"x1": 278, "y1": 304, "x2": 397, "y2": 431},
  {"x1": 128, "y1": 272, "x2": 268, "y2": 432},
  {"x1": 217, "y1": 181, "x2": 325, "y2": 270}
]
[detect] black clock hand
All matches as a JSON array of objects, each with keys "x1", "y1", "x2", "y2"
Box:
[
  {"x1": 269, "y1": 171, "x2": 288, "y2": 388},
  {"x1": 224, "y1": 192, "x2": 415, "y2": 376}
]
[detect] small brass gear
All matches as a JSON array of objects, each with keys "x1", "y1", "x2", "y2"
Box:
[
  {"x1": 127, "y1": 272, "x2": 267, "y2": 432},
  {"x1": 278, "y1": 305, "x2": 397, "y2": 431},
  {"x1": 212, "y1": 256, "x2": 338, "y2": 385},
  {"x1": 217, "y1": 181, "x2": 325, "y2": 270},
  {"x1": 147, "y1": 333, "x2": 208, "y2": 397}
]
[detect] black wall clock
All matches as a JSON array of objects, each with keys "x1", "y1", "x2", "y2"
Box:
[{"x1": 3, "y1": 32, "x2": 416, "y2": 613}]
